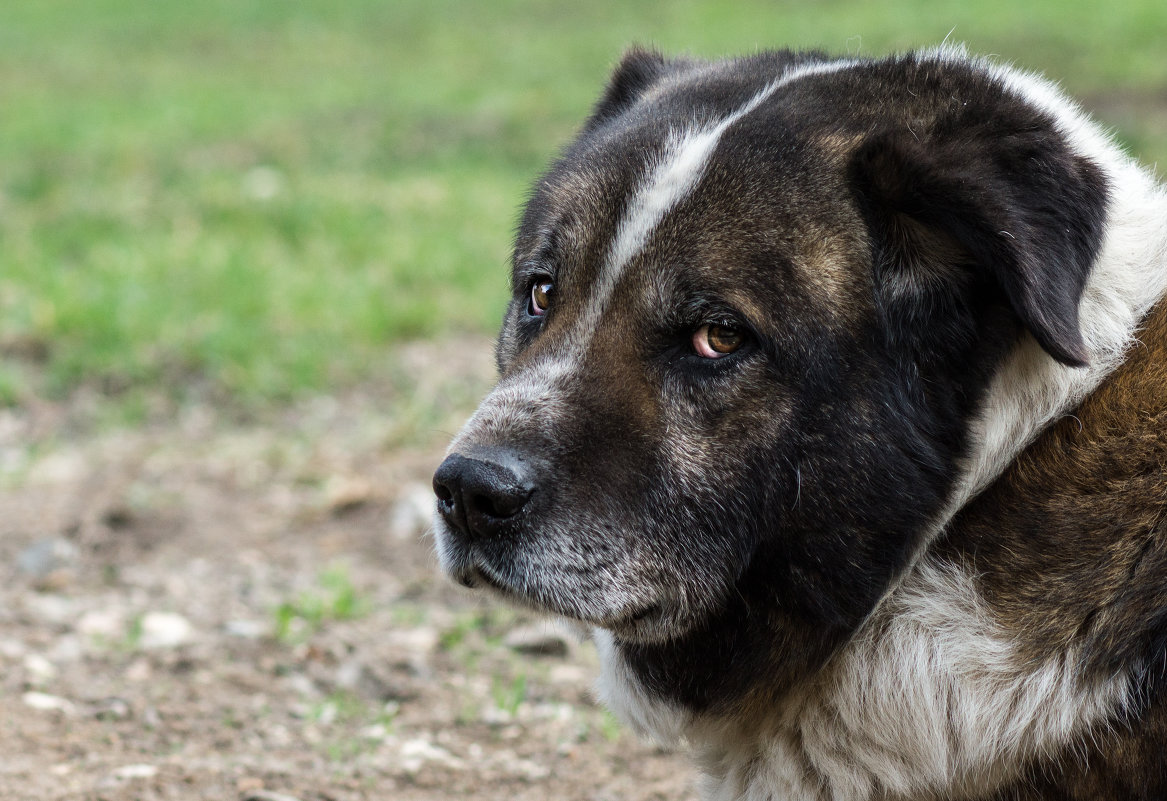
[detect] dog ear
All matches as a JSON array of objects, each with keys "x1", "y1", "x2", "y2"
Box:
[
  {"x1": 850, "y1": 126, "x2": 1109, "y2": 367},
  {"x1": 583, "y1": 48, "x2": 678, "y2": 131}
]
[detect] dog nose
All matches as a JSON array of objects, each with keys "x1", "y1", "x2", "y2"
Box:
[{"x1": 432, "y1": 451, "x2": 534, "y2": 538}]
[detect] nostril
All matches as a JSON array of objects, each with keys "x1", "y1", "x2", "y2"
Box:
[
  {"x1": 468, "y1": 487, "x2": 530, "y2": 520},
  {"x1": 432, "y1": 460, "x2": 466, "y2": 533},
  {"x1": 469, "y1": 492, "x2": 495, "y2": 517}
]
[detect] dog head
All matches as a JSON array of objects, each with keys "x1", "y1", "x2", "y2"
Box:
[{"x1": 432, "y1": 49, "x2": 1107, "y2": 703}]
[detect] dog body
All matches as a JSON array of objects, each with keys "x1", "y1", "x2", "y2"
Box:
[{"x1": 433, "y1": 47, "x2": 1167, "y2": 800}]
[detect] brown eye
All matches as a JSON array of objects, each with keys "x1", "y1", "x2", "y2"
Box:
[
  {"x1": 529, "y1": 280, "x2": 553, "y2": 317},
  {"x1": 693, "y1": 324, "x2": 743, "y2": 359}
]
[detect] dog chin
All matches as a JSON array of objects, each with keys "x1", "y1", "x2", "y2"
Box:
[{"x1": 439, "y1": 557, "x2": 684, "y2": 643}]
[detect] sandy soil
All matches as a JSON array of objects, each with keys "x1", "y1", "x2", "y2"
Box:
[{"x1": 0, "y1": 338, "x2": 696, "y2": 801}]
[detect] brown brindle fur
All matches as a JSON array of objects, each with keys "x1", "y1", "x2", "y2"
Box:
[{"x1": 942, "y1": 300, "x2": 1167, "y2": 799}]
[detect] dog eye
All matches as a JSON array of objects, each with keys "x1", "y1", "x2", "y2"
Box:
[
  {"x1": 528, "y1": 280, "x2": 554, "y2": 317},
  {"x1": 693, "y1": 324, "x2": 743, "y2": 358}
]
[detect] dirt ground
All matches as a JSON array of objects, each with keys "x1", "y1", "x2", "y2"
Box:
[{"x1": 0, "y1": 338, "x2": 696, "y2": 801}]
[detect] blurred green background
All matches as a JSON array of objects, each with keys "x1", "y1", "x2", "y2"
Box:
[{"x1": 2, "y1": 0, "x2": 1165, "y2": 409}]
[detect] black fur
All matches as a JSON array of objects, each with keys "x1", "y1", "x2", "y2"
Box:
[{"x1": 852, "y1": 124, "x2": 1108, "y2": 367}]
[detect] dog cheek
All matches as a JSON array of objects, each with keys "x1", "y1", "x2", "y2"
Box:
[
  {"x1": 635, "y1": 463, "x2": 766, "y2": 620},
  {"x1": 524, "y1": 513, "x2": 675, "y2": 625},
  {"x1": 660, "y1": 381, "x2": 797, "y2": 503}
]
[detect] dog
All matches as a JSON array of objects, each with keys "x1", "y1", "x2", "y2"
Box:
[{"x1": 431, "y1": 45, "x2": 1167, "y2": 800}]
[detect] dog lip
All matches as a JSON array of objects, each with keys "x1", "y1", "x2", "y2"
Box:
[
  {"x1": 627, "y1": 603, "x2": 661, "y2": 623},
  {"x1": 605, "y1": 602, "x2": 663, "y2": 634},
  {"x1": 473, "y1": 566, "x2": 509, "y2": 593},
  {"x1": 457, "y1": 563, "x2": 519, "y2": 600},
  {"x1": 444, "y1": 544, "x2": 669, "y2": 632},
  {"x1": 452, "y1": 568, "x2": 479, "y2": 589},
  {"x1": 457, "y1": 563, "x2": 664, "y2": 633}
]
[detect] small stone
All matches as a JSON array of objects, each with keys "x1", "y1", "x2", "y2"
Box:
[
  {"x1": 224, "y1": 619, "x2": 268, "y2": 639},
  {"x1": 16, "y1": 538, "x2": 78, "y2": 578},
  {"x1": 22, "y1": 653, "x2": 57, "y2": 683},
  {"x1": 359, "y1": 722, "x2": 388, "y2": 741},
  {"x1": 386, "y1": 627, "x2": 438, "y2": 655},
  {"x1": 0, "y1": 638, "x2": 26, "y2": 659},
  {"x1": 324, "y1": 474, "x2": 374, "y2": 515},
  {"x1": 125, "y1": 658, "x2": 153, "y2": 682},
  {"x1": 335, "y1": 659, "x2": 412, "y2": 702},
  {"x1": 22, "y1": 692, "x2": 75, "y2": 714},
  {"x1": 27, "y1": 450, "x2": 85, "y2": 484},
  {"x1": 399, "y1": 738, "x2": 464, "y2": 773},
  {"x1": 77, "y1": 608, "x2": 126, "y2": 640},
  {"x1": 141, "y1": 706, "x2": 161, "y2": 728},
  {"x1": 261, "y1": 722, "x2": 292, "y2": 748},
  {"x1": 112, "y1": 764, "x2": 157, "y2": 780},
  {"x1": 480, "y1": 704, "x2": 514, "y2": 725},
  {"x1": 494, "y1": 748, "x2": 551, "y2": 780},
  {"x1": 504, "y1": 624, "x2": 570, "y2": 658},
  {"x1": 138, "y1": 612, "x2": 193, "y2": 649},
  {"x1": 23, "y1": 594, "x2": 75, "y2": 625},
  {"x1": 47, "y1": 635, "x2": 84, "y2": 663},
  {"x1": 242, "y1": 791, "x2": 303, "y2": 801},
  {"x1": 94, "y1": 697, "x2": 132, "y2": 721},
  {"x1": 283, "y1": 672, "x2": 318, "y2": 698},
  {"x1": 548, "y1": 663, "x2": 589, "y2": 684},
  {"x1": 315, "y1": 701, "x2": 338, "y2": 726}
]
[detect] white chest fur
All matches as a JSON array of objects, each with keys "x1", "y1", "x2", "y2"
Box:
[{"x1": 596, "y1": 559, "x2": 1133, "y2": 801}]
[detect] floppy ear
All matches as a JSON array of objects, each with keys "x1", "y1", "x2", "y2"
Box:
[
  {"x1": 850, "y1": 126, "x2": 1109, "y2": 367},
  {"x1": 583, "y1": 48, "x2": 681, "y2": 132}
]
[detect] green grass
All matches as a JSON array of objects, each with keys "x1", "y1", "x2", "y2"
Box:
[
  {"x1": 273, "y1": 563, "x2": 370, "y2": 643},
  {"x1": 2, "y1": 0, "x2": 1165, "y2": 405},
  {"x1": 491, "y1": 672, "x2": 529, "y2": 717}
]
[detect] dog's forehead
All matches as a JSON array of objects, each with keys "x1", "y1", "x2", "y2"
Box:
[
  {"x1": 515, "y1": 67, "x2": 777, "y2": 254},
  {"x1": 516, "y1": 89, "x2": 870, "y2": 332}
]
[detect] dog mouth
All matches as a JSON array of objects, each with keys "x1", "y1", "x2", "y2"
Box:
[
  {"x1": 452, "y1": 564, "x2": 507, "y2": 593},
  {"x1": 606, "y1": 602, "x2": 665, "y2": 639},
  {"x1": 453, "y1": 563, "x2": 665, "y2": 636}
]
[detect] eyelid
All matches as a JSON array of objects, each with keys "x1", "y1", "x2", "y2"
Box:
[
  {"x1": 516, "y1": 263, "x2": 553, "y2": 292},
  {"x1": 682, "y1": 305, "x2": 752, "y2": 338},
  {"x1": 525, "y1": 274, "x2": 554, "y2": 296}
]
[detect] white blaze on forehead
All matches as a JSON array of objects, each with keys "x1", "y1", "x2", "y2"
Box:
[
  {"x1": 589, "y1": 89, "x2": 770, "y2": 329},
  {"x1": 578, "y1": 59, "x2": 859, "y2": 342},
  {"x1": 603, "y1": 95, "x2": 769, "y2": 284}
]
